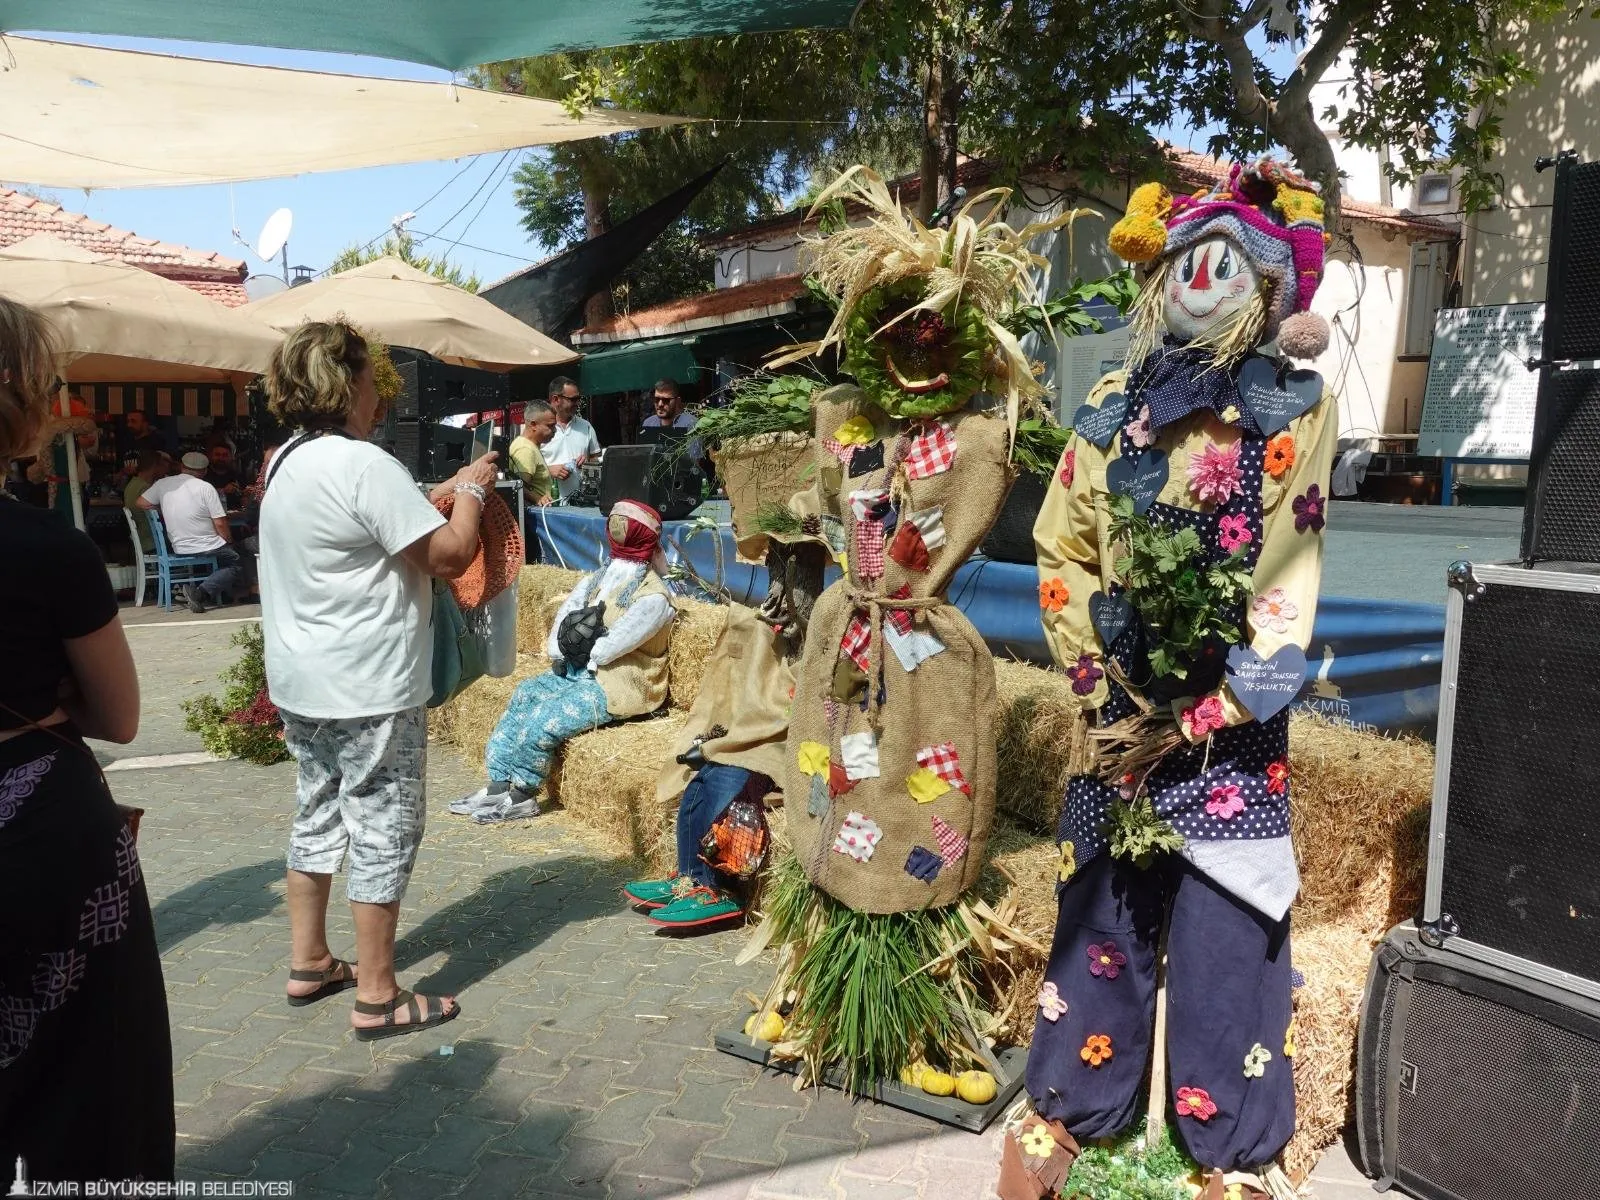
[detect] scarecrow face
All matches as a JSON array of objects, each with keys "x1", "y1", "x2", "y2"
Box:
[{"x1": 1163, "y1": 234, "x2": 1259, "y2": 344}]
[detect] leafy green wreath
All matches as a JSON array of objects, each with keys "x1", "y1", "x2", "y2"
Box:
[{"x1": 842, "y1": 279, "x2": 991, "y2": 420}]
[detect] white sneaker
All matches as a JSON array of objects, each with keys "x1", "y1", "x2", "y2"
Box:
[
  {"x1": 472, "y1": 795, "x2": 541, "y2": 825},
  {"x1": 449, "y1": 786, "x2": 501, "y2": 816}
]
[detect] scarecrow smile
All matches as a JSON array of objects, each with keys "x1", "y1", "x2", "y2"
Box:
[{"x1": 882, "y1": 350, "x2": 951, "y2": 394}]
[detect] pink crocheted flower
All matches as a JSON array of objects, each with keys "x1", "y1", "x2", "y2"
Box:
[
  {"x1": 1087, "y1": 941, "x2": 1128, "y2": 980},
  {"x1": 1176, "y1": 1086, "x2": 1218, "y2": 1121},
  {"x1": 1181, "y1": 696, "x2": 1226, "y2": 739},
  {"x1": 1187, "y1": 440, "x2": 1244, "y2": 505},
  {"x1": 1124, "y1": 405, "x2": 1153, "y2": 449},
  {"x1": 1037, "y1": 981, "x2": 1069, "y2": 1022},
  {"x1": 1205, "y1": 783, "x2": 1246, "y2": 820},
  {"x1": 1249, "y1": 587, "x2": 1299, "y2": 634},
  {"x1": 1217, "y1": 513, "x2": 1253, "y2": 553},
  {"x1": 1059, "y1": 448, "x2": 1076, "y2": 488}
]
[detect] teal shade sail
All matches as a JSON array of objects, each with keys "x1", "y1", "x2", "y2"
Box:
[{"x1": 579, "y1": 338, "x2": 701, "y2": 396}]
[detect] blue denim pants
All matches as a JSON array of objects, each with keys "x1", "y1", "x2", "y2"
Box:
[{"x1": 676, "y1": 764, "x2": 769, "y2": 888}]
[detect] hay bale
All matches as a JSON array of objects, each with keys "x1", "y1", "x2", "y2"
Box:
[
  {"x1": 994, "y1": 659, "x2": 1083, "y2": 833},
  {"x1": 549, "y1": 711, "x2": 687, "y2": 871},
  {"x1": 516, "y1": 565, "x2": 584, "y2": 655},
  {"x1": 667, "y1": 600, "x2": 727, "y2": 712}
]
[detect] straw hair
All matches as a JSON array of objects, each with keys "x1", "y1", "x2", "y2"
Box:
[
  {"x1": 1125, "y1": 257, "x2": 1271, "y2": 373},
  {"x1": 0, "y1": 296, "x2": 59, "y2": 462},
  {"x1": 266, "y1": 319, "x2": 370, "y2": 427}
]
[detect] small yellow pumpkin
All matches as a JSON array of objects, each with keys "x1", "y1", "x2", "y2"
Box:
[
  {"x1": 743, "y1": 1011, "x2": 786, "y2": 1042},
  {"x1": 898, "y1": 1060, "x2": 928, "y2": 1087},
  {"x1": 919, "y1": 1069, "x2": 957, "y2": 1097},
  {"x1": 955, "y1": 1070, "x2": 998, "y2": 1105}
]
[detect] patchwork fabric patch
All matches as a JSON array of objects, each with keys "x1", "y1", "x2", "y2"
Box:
[
  {"x1": 840, "y1": 731, "x2": 881, "y2": 781},
  {"x1": 848, "y1": 488, "x2": 891, "y2": 579},
  {"x1": 884, "y1": 623, "x2": 946, "y2": 673},
  {"x1": 888, "y1": 520, "x2": 930, "y2": 572},
  {"x1": 839, "y1": 616, "x2": 871, "y2": 674},
  {"x1": 833, "y1": 415, "x2": 876, "y2": 445},
  {"x1": 901, "y1": 419, "x2": 957, "y2": 479},
  {"x1": 831, "y1": 656, "x2": 868, "y2": 704},
  {"x1": 848, "y1": 441, "x2": 885, "y2": 476},
  {"x1": 796, "y1": 740, "x2": 830, "y2": 777},
  {"x1": 906, "y1": 767, "x2": 950, "y2": 805},
  {"x1": 916, "y1": 742, "x2": 971, "y2": 796},
  {"x1": 822, "y1": 435, "x2": 855, "y2": 465},
  {"x1": 808, "y1": 773, "x2": 830, "y2": 817},
  {"x1": 832, "y1": 811, "x2": 882, "y2": 862},
  {"x1": 931, "y1": 814, "x2": 969, "y2": 863},
  {"x1": 828, "y1": 759, "x2": 856, "y2": 799},
  {"x1": 904, "y1": 846, "x2": 943, "y2": 882}
]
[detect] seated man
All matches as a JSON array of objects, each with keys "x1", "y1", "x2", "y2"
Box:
[
  {"x1": 453, "y1": 500, "x2": 678, "y2": 824},
  {"x1": 137, "y1": 451, "x2": 252, "y2": 612},
  {"x1": 204, "y1": 443, "x2": 244, "y2": 504},
  {"x1": 123, "y1": 449, "x2": 170, "y2": 555}
]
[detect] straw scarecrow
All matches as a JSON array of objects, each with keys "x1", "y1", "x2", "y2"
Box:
[
  {"x1": 1001, "y1": 159, "x2": 1337, "y2": 1200},
  {"x1": 744, "y1": 167, "x2": 1084, "y2": 1090}
]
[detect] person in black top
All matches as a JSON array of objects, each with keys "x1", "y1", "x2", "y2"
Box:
[
  {"x1": 0, "y1": 296, "x2": 174, "y2": 1181},
  {"x1": 203, "y1": 442, "x2": 244, "y2": 503},
  {"x1": 123, "y1": 408, "x2": 171, "y2": 460}
]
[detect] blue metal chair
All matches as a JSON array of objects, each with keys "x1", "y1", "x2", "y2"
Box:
[{"x1": 145, "y1": 510, "x2": 219, "y2": 611}]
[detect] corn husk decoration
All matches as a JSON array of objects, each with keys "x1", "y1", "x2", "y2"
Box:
[{"x1": 771, "y1": 165, "x2": 1097, "y2": 445}]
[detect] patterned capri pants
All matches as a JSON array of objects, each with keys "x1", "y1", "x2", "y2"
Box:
[
  {"x1": 483, "y1": 670, "x2": 611, "y2": 792},
  {"x1": 281, "y1": 707, "x2": 428, "y2": 905}
]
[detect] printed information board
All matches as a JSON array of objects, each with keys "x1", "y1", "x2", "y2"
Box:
[{"x1": 1418, "y1": 303, "x2": 1544, "y2": 458}]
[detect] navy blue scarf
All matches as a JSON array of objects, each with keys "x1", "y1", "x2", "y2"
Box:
[{"x1": 1125, "y1": 340, "x2": 1262, "y2": 437}]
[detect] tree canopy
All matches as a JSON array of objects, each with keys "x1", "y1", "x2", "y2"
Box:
[{"x1": 326, "y1": 233, "x2": 481, "y2": 292}]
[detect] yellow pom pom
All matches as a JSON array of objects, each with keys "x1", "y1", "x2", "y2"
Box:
[
  {"x1": 1109, "y1": 213, "x2": 1168, "y2": 263},
  {"x1": 1273, "y1": 184, "x2": 1324, "y2": 226},
  {"x1": 1125, "y1": 181, "x2": 1173, "y2": 220}
]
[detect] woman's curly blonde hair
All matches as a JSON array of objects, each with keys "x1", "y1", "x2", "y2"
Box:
[
  {"x1": 266, "y1": 319, "x2": 373, "y2": 428},
  {"x1": 0, "y1": 296, "x2": 60, "y2": 462}
]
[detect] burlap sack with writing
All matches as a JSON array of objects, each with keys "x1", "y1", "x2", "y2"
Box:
[
  {"x1": 783, "y1": 385, "x2": 1015, "y2": 912},
  {"x1": 713, "y1": 432, "x2": 815, "y2": 564}
]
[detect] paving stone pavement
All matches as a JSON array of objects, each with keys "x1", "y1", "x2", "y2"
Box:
[{"x1": 109, "y1": 617, "x2": 1377, "y2": 1200}]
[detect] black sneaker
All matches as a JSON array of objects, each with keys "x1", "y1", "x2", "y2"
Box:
[{"x1": 186, "y1": 587, "x2": 209, "y2": 614}]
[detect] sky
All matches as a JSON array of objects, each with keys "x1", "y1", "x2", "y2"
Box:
[{"x1": 5, "y1": 33, "x2": 550, "y2": 290}]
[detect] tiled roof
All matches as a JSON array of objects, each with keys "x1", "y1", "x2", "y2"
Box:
[
  {"x1": 704, "y1": 148, "x2": 1458, "y2": 249},
  {"x1": 573, "y1": 274, "x2": 808, "y2": 342},
  {"x1": 0, "y1": 187, "x2": 249, "y2": 303}
]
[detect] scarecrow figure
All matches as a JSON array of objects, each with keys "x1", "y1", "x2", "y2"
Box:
[
  {"x1": 453, "y1": 500, "x2": 677, "y2": 823},
  {"x1": 1003, "y1": 160, "x2": 1337, "y2": 1200}
]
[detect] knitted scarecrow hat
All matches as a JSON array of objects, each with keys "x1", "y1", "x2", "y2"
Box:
[{"x1": 1109, "y1": 157, "x2": 1330, "y2": 359}]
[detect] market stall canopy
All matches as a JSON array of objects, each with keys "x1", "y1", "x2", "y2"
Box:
[
  {"x1": 0, "y1": 0, "x2": 864, "y2": 72},
  {"x1": 0, "y1": 235, "x2": 282, "y2": 382},
  {"x1": 243, "y1": 257, "x2": 580, "y2": 372},
  {"x1": 0, "y1": 36, "x2": 683, "y2": 189}
]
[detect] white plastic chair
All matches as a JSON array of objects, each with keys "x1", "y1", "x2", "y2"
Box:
[{"x1": 121, "y1": 505, "x2": 160, "y2": 607}]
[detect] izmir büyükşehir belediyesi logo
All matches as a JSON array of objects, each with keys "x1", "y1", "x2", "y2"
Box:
[{"x1": 9, "y1": 1156, "x2": 31, "y2": 1198}]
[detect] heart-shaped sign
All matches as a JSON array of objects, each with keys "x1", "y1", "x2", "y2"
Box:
[
  {"x1": 1089, "y1": 590, "x2": 1134, "y2": 649},
  {"x1": 1105, "y1": 447, "x2": 1168, "y2": 514},
  {"x1": 1072, "y1": 393, "x2": 1126, "y2": 448},
  {"x1": 1225, "y1": 643, "x2": 1309, "y2": 723},
  {"x1": 1236, "y1": 358, "x2": 1323, "y2": 437}
]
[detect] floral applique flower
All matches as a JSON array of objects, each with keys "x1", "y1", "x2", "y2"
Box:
[
  {"x1": 1265, "y1": 434, "x2": 1296, "y2": 479},
  {"x1": 1284, "y1": 1020, "x2": 1298, "y2": 1058},
  {"x1": 1206, "y1": 784, "x2": 1246, "y2": 820},
  {"x1": 1020, "y1": 1124, "x2": 1058, "y2": 1159},
  {"x1": 1037, "y1": 982, "x2": 1069, "y2": 1022},
  {"x1": 1040, "y1": 577, "x2": 1070, "y2": 613},
  {"x1": 1124, "y1": 404, "x2": 1153, "y2": 449},
  {"x1": 1218, "y1": 513, "x2": 1253, "y2": 554},
  {"x1": 1249, "y1": 587, "x2": 1299, "y2": 634},
  {"x1": 1066, "y1": 654, "x2": 1104, "y2": 696},
  {"x1": 1080, "y1": 1034, "x2": 1113, "y2": 1067},
  {"x1": 1181, "y1": 696, "x2": 1226, "y2": 739},
  {"x1": 1057, "y1": 840, "x2": 1077, "y2": 883},
  {"x1": 1292, "y1": 484, "x2": 1326, "y2": 533},
  {"x1": 1266, "y1": 760, "x2": 1290, "y2": 795},
  {"x1": 1187, "y1": 440, "x2": 1244, "y2": 505},
  {"x1": 1086, "y1": 941, "x2": 1127, "y2": 980},
  {"x1": 1243, "y1": 1043, "x2": 1272, "y2": 1078},
  {"x1": 1175, "y1": 1086, "x2": 1218, "y2": 1121},
  {"x1": 1059, "y1": 448, "x2": 1076, "y2": 489}
]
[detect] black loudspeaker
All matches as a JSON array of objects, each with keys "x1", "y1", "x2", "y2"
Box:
[
  {"x1": 1524, "y1": 155, "x2": 1600, "y2": 562},
  {"x1": 1356, "y1": 925, "x2": 1600, "y2": 1199},
  {"x1": 597, "y1": 444, "x2": 699, "y2": 520},
  {"x1": 980, "y1": 473, "x2": 1045, "y2": 563},
  {"x1": 375, "y1": 418, "x2": 474, "y2": 482},
  {"x1": 1427, "y1": 561, "x2": 1600, "y2": 999},
  {"x1": 393, "y1": 358, "x2": 509, "y2": 421}
]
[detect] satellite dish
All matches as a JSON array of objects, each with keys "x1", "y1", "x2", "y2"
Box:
[
  {"x1": 255, "y1": 208, "x2": 294, "y2": 262},
  {"x1": 243, "y1": 274, "x2": 288, "y2": 302}
]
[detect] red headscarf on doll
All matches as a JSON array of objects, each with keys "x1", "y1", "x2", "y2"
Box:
[{"x1": 607, "y1": 499, "x2": 668, "y2": 574}]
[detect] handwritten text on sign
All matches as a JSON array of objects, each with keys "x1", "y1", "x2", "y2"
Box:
[{"x1": 1418, "y1": 304, "x2": 1544, "y2": 459}]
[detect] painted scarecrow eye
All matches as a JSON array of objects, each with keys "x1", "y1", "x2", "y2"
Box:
[
  {"x1": 1177, "y1": 248, "x2": 1198, "y2": 283},
  {"x1": 1215, "y1": 245, "x2": 1237, "y2": 279}
]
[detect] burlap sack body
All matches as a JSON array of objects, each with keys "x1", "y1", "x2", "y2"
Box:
[
  {"x1": 713, "y1": 432, "x2": 816, "y2": 564},
  {"x1": 783, "y1": 384, "x2": 1014, "y2": 912},
  {"x1": 656, "y1": 603, "x2": 797, "y2": 811}
]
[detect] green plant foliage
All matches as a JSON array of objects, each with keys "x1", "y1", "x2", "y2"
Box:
[
  {"x1": 691, "y1": 372, "x2": 819, "y2": 446},
  {"x1": 1062, "y1": 1124, "x2": 1198, "y2": 1200},
  {"x1": 1012, "y1": 418, "x2": 1070, "y2": 481},
  {"x1": 1003, "y1": 271, "x2": 1140, "y2": 344},
  {"x1": 326, "y1": 233, "x2": 479, "y2": 292},
  {"x1": 180, "y1": 625, "x2": 290, "y2": 767},
  {"x1": 1108, "y1": 493, "x2": 1253, "y2": 681},
  {"x1": 754, "y1": 503, "x2": 803, "y2": 535},
  {"x1": 1102, "y1": 796, "x2": 1186, "y2": 870}
]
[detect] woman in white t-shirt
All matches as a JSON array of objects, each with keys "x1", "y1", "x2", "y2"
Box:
[{"x1": 259, "y1": 321, "x2": 496, "y2": 1041}]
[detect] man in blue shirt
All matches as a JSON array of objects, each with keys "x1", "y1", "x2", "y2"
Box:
[{"x1": 641, "y1": 379, "x2": 701, "y2": 463}]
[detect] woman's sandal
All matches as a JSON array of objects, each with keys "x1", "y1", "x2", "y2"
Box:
[
  {"x1": 352, "y1": 989, "x2": 460, "y2": 1042},
  {"x1": 285, "y1": 958, "x2": 358, "y2": 1008}
]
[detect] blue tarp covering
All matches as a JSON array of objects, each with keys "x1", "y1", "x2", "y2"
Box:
[{"x1": 529, "y1": 505, "x2": 1445, "y2": 737}]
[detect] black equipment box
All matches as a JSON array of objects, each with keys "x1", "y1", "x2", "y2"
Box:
[
  {"x1": 393, "y1": 358, "x2": 509, "y2": 421},
  {"x1": 597, "y1": 443, "x2": 700, "y2": 520},
  {"x1": 1356, "y1": 923, "x2": 1600, "y2": 1199}
]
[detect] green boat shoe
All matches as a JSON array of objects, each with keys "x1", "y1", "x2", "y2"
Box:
[
  {"x1": 621, "y1": 876, "x2": 682, "y2": 909},
  {"x1": 647, "y1": 886, "x2": 743, "y2": 930}
]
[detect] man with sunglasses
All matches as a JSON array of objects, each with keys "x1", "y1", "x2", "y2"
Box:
[{"x1": 540, "y1": 376, "x2": 601, "y2": 504}]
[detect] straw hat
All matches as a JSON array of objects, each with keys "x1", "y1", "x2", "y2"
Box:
[{"x1": 433, "y1": 489, "x2": 523, "y2": 610}]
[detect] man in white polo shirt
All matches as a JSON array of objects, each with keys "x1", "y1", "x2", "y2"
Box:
[
  {"x1": 541, "y1": 375, "x2": 601, "y2": 503},
  {"x1": 138, "y1": 451, "x2": 250, "y2": 612}
]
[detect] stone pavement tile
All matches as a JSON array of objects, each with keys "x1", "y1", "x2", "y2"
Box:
[
  {"x1": 405, "y1": 1112, "x2": 514, "y2": 1179},
  {"x1": 1311, "y1": 1139, "x2": 1371, "y2": 1186},
  {"x1": 540, "y1": 987, "x2": 635, "y2": 1034},
  {"x1": 783, "y1": 1095, "x2": 866, "y2": 1148},
  {"x1": 738, "y1": 1071, "x2": 812, "y2": 1111},
  {"x1": 699, "y1": 1103, "x2": 799, "y2": 1167},
  {"x1": 609, "y1": 1038, "x2": 705, "y2": 1093},
  {"x1": 694, "y1": 1155, "x2": 769, "y2": 1193},
  {"x1": 549, "y1": 1135, "x2": 624, "y2": 1197},
  {"x1": 630, "y1": 1117, "x2": 722, "y2": 1185},
  {"x1": 288, "y1": 1095, "x2": 398, "y2": 1158},
  {"x1": 246, "y1": 1146, "x2": 338, "y2": 1186},
  {"x1": 304, "y1": 1133, "x2": 419, "y2": 1196},
  {"x1": 380, "y1": 1167, "x2": 470, "y2": 1199},
  {"x1": 369, "y1": 1085, "x2": 472, "y2": 1139},
  {"x1": 589, "y1": 1015, "x2": 673, "y2": 1066},
  {"x1": 855, "y1": 1111, "x2": 941, "y2": 1142},
  {"x1": 580, "y1": 1088, "x2": 672, "y2": 1147},
  {"x1": 833, "y1": 1178, "x2": 922, "y2": 1200},
  {"x1": 749, "y1": 1135, "x2": 853, "y2": 1200},
  {"x1": 833, "y1": 1136, "x2": 930, "y2": 1186},
  {"x1": 556, "y1": 1053, "x2": 624, "y2": 1104},
  {"x1": 178, "y1": 1116, "x2": 300, "y2": 1176},
  {"x1": 487, "y1": 1100, "x2": 573, "y2": 1161},
  {"x1": 200, "y1": 1015, "x2": 301, "y2": 1062},
  {"x1": 173, "y1": 1051, "x2": 242, "y2": 1105},
  {"x1": 1307, "y1": 1184, "x2": 1376, "y2": 1200},
  {"x1": 223, "y1": 1042, "x2": 327, "y2": 1090},
  {"x1": 175, "y1": 1081, "x2": 275, "y2": 1144},
  {"x1": 468, "y1": 1150, "x2": 561, "y2": 1198},
  {"x1": 657, "y1": 1074, "x2": 737, "y2": 1128}
]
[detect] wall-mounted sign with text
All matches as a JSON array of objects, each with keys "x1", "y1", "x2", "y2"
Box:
[{"x1": 1417, "y1": 303, "x2": 1544, "y2": 458}]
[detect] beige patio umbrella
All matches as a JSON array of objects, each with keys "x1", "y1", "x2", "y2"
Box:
[
  {"x1": 0, "y1": 235, "x2": 282, "y2": 383},
  {"x1": 242, "y1": 257, "x2": 579, "y2": 371}
]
